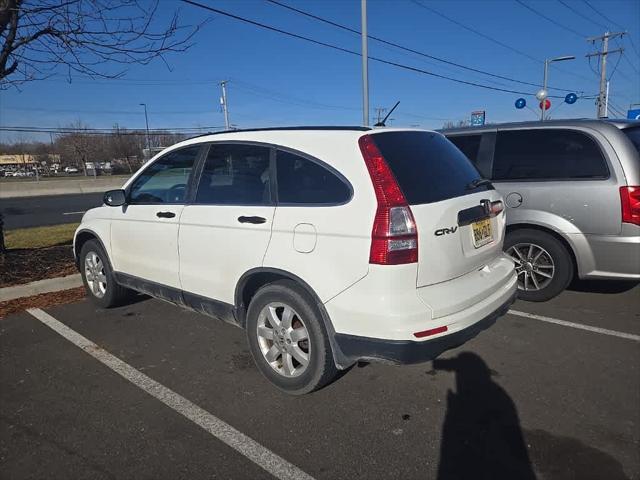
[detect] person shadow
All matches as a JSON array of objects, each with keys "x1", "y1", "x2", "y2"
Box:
[{"x1": 435, "y1": 352, "x2": 536, "y2": 480}]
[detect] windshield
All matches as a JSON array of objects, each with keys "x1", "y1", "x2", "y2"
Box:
[{"x1": 370, "y1": 131, "x2": 486, "y2": 205}]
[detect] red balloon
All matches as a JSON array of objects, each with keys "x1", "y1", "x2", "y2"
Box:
[{"x1": 539, "y1": 99, "x2": 551, "y2": 110}]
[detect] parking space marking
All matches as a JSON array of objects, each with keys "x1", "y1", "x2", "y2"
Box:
[
  {"x1": 508, "y1": 309, "x2": 640, "y2": 342},
  {"x1": 63, "y1": 211, "x2": 86, "y2": 215},
  {"x1": 26, "y1": 308, "x2": 315, "y2": 480}
]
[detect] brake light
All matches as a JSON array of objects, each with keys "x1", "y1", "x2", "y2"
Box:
[
  {"x1": 359, "y1": 135, "x2": 418, "y2": 265},
  {"x1": 620, "y1": 186, "x2": 640, "y2": 226}
]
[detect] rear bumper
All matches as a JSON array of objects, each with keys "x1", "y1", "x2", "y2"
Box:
[{"x1": 334, "y1": 292, "x2": 516, "y2": 365}]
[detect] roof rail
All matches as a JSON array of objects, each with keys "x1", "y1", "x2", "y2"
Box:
[{"x1": 186, "y1": 125, "x2": 372, "y2": 140}]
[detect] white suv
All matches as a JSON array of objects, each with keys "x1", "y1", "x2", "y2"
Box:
[{"x1": 74, "y1": 127, "x2": 517, "y2": 394}]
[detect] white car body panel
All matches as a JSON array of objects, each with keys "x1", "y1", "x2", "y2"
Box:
[{"x1": 178, "y1": 204, "x2": 276, "y2": 303}]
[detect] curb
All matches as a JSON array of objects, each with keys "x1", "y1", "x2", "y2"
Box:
[{"x1": 0, "y1": 274, "x2": 83, "y2": 302}]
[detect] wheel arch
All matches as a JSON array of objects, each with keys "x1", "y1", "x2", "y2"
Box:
[
  {"x1": 234, "y1": 268, "x2": 352, "y2": 370},
  {"x1": 505, "y1": 223, "x2": 579, "y2": 277},
  {"x1": 74, "y1": 229, "x2": 111, "y2": 270}
]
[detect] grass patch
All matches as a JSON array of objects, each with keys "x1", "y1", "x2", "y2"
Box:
[{"x1": 5, "y1": 223, "x2": 79, "y2": 249}]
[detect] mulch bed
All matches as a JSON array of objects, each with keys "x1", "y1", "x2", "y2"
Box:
[
  {"x1": 0, "y1": 287, "x2": 86, "y2": 318},
  {"x1": 0, "y1": 245, "x2": 78, "y2": 288}
]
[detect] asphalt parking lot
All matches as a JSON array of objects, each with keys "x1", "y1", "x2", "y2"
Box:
[{"x1": 1, "y1": 281, "x2": 639, "y2": 480}]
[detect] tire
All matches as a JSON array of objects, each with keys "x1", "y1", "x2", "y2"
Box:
[
  {"x1": 504, "y1": 229, "x2": 573, "y2": 302},
  {"x1": 246, "y1": 280, "x2": 339, "y2": 395},
  {"x1": 79, "y1": 239, "x2": 132, "y2": 308}
]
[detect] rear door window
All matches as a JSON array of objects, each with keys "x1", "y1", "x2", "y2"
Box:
[
  {"x1": 370, "y1": 131, "x2": 485, "y2": 205},
  {"x1": 447, "y1": 134, "x2": 482, "y2": 165},
  {"x1": 276, "y1": 150, "x2": 351, "y2": 204},
  {"x1": 492, "y1": 129, "x2": 609, "y2": 181},
  {"x1": 195, "y1": 143, "x2": 271, "y2": 205}
]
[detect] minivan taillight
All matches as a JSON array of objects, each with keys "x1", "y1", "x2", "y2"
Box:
[
  {"x1": 359, "y1": 135, "x2": 418, "y2": 265},
  {"x1": 620, "y1": 186, "x2": 640, "y2": 226}
]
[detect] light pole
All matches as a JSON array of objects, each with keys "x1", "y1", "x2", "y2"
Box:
[
  {"x1": 361, "y1": 0, "x2": 369, "y2": 126},
  {"x1": 539, "y1": 56, "x2": 575, "y2": 121},
  {"x1": 139, "y1": 103, "x2": 151, "y2": 157}
]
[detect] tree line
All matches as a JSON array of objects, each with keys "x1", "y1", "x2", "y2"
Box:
[{"x1": 0, "y1": 124, "x2": 190, "y2": 174}]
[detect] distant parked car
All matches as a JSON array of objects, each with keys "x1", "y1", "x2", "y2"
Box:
[
  {"x1": 74, "y1": 126, "x2": 517, "y2": 394},
  {"x1": 65, "y1": 166, "x2": 79, "y2": 173},
  {"x1": 443, "y1": 119, "x2": 640, "y2": 301}
]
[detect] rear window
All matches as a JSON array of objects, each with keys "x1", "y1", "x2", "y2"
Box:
[
  {"x1": 370, "y1": 131, "x2": 485, "y2": 205},
  {"x1": 623, "y1": 126, "x2": 640, "y2": 154},
  {"x1": 493, "y1": 129, "x2": 609, "y2": 181},
  {"x1": 447, "y1": 134, "x2": 482, "y2": 164}
]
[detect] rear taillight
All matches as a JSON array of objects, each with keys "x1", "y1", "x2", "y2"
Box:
[
  {"x1": 620, "y1": 186, "x2": 640, "y2": 226},
  {"x1": 359, "y1": 135, "x2": 418, "y2": 265}
]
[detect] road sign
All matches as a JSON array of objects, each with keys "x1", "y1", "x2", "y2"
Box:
[
  {"x1": 628, "y1": 109, "x2": 640, "y2": 120},
  {"x1": 471, "y1": 111, "x2": 485, "y2": 126}
]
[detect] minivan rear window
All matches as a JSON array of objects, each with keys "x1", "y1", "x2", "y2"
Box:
[{"x1": 370, "y1": 131, "x2": 486, "y2": 205}]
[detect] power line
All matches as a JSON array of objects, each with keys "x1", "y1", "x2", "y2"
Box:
[
  {"x1": 179, "y1": 0, "x2": 569, "y2": 98},
  {"x1": 515, "y1": 0, "x2": 588, "y2": 39},
  {"x1": 621, "y1": 50, "x2": 640, "y2": 74},
  {"x1": 0, "y1": 126, "x2": 223, "y2": 135},
  {"x1": 556, "y1": 0, "x2": 607, "y2": 30},
  {"x1": 1, "y1": 106, "x2": 218, "y2": 115},
  {"x1": 582, "y1": 0, "x2": 625, "y2": 31},
  {"x1": 266, "y1": 0, "x2": 573, "y2": 92},
  {"x1": 410, "y1": 0, "x2": 593, "y2": 84}
]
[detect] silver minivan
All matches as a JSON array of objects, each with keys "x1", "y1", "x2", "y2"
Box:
[{"x1": 444, "y1": 119, "x2": 640, "y2": 301}]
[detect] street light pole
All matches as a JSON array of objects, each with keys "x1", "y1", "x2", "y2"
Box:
[
  {"x1": 139, "y1": 103, "x2": 150, "y2": 157},
  {"x1": 541, "y1": 59, "x2": 549, "y2": 121},
  {"x1": 361, "y1": 0, "x2": 369, "y2": 126},
  {"x1": 539, "y1": 55, "x2": 575, "y2": 122}
]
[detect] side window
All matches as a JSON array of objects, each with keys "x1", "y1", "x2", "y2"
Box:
[
  {"x1": 276, "y1": 150, "x2": 351, "y2": 205},
  {"x1": 448, "y1": 135, "x2": 482, "y2": 165},
  {"x1": 195, "y1": 143, "x2": 271, "y2": 205},
  {"x1": 493, "y1": 129, "x2": 609, "y2": 181},
  {"x1": 129, "y1": 145, "x2": 199, "y2": 203}
]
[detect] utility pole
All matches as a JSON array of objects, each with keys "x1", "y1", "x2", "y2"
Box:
[
  {"x1": 374, "y1": 107, "x2": 387, "y2": 125},
  {"x1": 139, "y1": 103, "x2": 151, "y2": 157},
  {"x1": 586, "y1": 32, "x2": 625, "y2": 119},
  {"x1": 220, "y1": 81, "x2": 230, "y2": 130},
  {"x1": 361, "y1": 0, "x2": 369, "y2": 126}
]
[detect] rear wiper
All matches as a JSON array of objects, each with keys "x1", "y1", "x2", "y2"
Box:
[{"x1": 466, "y1": 178, "x2": 492, "y2": 190}]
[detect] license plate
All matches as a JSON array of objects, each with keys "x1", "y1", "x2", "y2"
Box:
[{"x1": 472, "y1": 218, "x2": 493, "y2": 248}]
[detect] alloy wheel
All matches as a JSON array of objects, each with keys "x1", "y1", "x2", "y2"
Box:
[
  {"x1": 256, "y1": 302, "x2": 310, "y2": 378},
  {"x1": 506, "y1": 242, "x2": 555, "y2": 292},
  {"x1": 84, "y1": 251, "x2": 107, "y2": 298}
]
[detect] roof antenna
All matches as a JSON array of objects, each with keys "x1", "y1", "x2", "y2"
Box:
[{"x1": 374, "y1": 101, "x2": 400, "y2": 127}]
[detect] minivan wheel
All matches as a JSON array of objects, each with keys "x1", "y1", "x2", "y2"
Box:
[
  {"x1": 246, "y1": 280, "x2": 339, "y2": 395},
  {"x1": 504, "y1": 229, "x2": 573, "y2": 302},
  {"x1": 80, "y1": 240, "x2": 132, "y2": 308}
]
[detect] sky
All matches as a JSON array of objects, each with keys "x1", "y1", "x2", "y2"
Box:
[{"x1": 1, "y1": 0, "x2": 639, "y2": 142}]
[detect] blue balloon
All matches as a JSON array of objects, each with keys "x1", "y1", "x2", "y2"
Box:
[
  {"x1": 515, "y1": 98, "x2": 526, "y2": 109},
  {"x1": 565, "y1": 93, "x2": 578, "y2": 104}
]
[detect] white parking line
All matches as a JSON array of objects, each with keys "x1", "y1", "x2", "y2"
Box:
[
  {"x1": 63, "y1": 211, "x2": 86, "y2": 215},
  {"x1": 508, "y1": 309, "x2": 640, "y2": 342},
  {"x1": 26, "y1": 308, "x2": 315, "y2": 480}
]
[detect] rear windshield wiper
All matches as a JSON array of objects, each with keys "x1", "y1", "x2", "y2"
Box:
[{"x1": 466, "y1": 178, "x2": 493, "y2": 190}]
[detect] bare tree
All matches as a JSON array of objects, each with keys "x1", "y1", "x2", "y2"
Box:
[{"x1": 0, "y1": 0, "x2": 202, "y2": 85}]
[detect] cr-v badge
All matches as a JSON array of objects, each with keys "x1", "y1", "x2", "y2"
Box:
[{"x1": 435, "y1": 226, "x2": 458, "y2": 236}]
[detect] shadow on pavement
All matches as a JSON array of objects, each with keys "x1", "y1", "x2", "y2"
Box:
[
  {"x1": 434, "y1": 352, "x2": 536, "y2": 479},
  {"x1": 434, "y1": 352, "x2": 631, "y2": 480},
  {"x1": 567, "y1": 279, "x2": 639, "y2": 294}
]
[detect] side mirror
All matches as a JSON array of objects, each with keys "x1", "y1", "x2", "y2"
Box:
[{"x1": 104, "y1": 189, "x2": 126, "y2": 207}]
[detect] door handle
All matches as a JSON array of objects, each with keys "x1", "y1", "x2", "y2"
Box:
[
  {"x1": 156, "y1": 211, "x2": 176, "y2": 218},
  {"x1": 238, "y1": 216, "x2": 267, "y2": 224}
]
